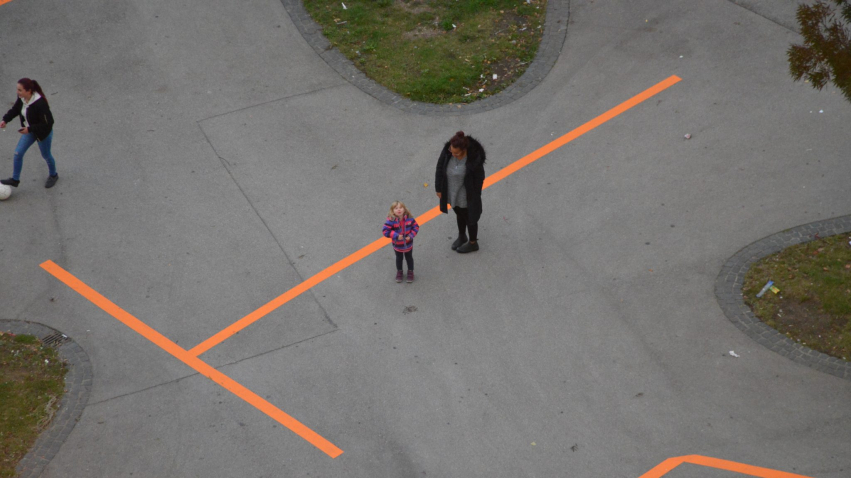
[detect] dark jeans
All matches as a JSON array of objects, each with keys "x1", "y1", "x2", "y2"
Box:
[
  {"x1": 395, "y1": 250, "x2": 414, "y2": 271},
  {"x1": 454, "y1": 207, "x2": 478, "y2": 242}
]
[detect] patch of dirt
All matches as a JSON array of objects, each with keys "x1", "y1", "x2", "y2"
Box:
[
  {"x1": 402, "y1": 25, "x2": 443, "y2": 40},
  {"x1": 460, "y1": 56, "x2": 529, "y2": 101},
  {"x1": 484, "y1": 57, "x2": 527, "y2": 90},
  {"x1": 495, "y1": 11, "x2": 529, "y2": 32},
  {"x1": 766, "y1": 298, "x2": 850, "y2": 360},
  {"x1": 465, "y1": 10, "x2": 541, "y2": 99},
  {"x1": 395, "y1": 0, "x2": 432, "y2": 14}
]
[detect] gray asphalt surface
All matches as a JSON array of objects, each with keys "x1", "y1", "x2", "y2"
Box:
[{"x1": 1, "y1": 0, "x2": 849, "y2": 477}]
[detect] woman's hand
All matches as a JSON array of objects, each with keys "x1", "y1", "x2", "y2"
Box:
[
  {"x1": 435, "y1": 192, "x2": 442, "y2": 199},
  {"x1": 0, "y1": 121, "x2": 6, "y2": 129},
  {"x1": 18, "y1": 127, "x2": 28, "y2": 134}
]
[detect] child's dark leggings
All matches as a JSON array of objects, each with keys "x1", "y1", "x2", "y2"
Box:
[
  {"x1": 454, "y1": 207, "x2": 478, "y2": 241},
  {"x1": 395, "y1": 250, "x2": 414, "y2": 271}
]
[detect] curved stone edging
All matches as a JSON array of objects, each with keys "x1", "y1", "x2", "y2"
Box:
[
  {"x1": 280, "y1": 0, "x2": 570, "y2": 116},
  {"x1": 0, "y1": 320, "x2": 92, "y2": 478},
  {"x1": 714, "y1": 216, "x2": 851, "y2": 381}
]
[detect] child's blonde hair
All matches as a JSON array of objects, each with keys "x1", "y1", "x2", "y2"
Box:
[{"x1": 388, "y1": 201, "x2": 413, "y2": 219}]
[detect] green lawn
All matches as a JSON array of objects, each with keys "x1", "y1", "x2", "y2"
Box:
[
  {"x1": 743, "y1": 233, "x2": 851, "y2": 361},
  {"x1": 304, "y1": 0, "x2": 547, "y2": 104},
  {"x1": 0, "y1": 333, "x2": 67, "y2": 477}
]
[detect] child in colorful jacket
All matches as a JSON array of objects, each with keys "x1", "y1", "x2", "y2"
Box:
[{"x1": 382, "y1": 201, "x2": 419, "y2": 283}]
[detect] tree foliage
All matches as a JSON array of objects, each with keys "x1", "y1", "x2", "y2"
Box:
[{"x1": 788, "y1": 0, "x2": 851, "y2": 102}]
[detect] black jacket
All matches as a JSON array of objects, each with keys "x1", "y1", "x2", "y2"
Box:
[
  {"x1": 434, "y1": 136, "x2": 486, "y2": 222},
  {"x1": 3, "y1": 96, "x2": 54, "y2": 141}
]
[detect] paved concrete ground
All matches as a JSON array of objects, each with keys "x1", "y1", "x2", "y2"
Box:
[{"x1": 1, "y1": 0, "x2": 849, "y2": 477}]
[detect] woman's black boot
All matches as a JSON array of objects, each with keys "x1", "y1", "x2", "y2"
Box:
[{"x1": 451, "y1": 235, "x2": 468, "y2": 251}]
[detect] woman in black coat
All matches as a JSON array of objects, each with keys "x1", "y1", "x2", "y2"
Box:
[
  {"x1": 434, "y1": 131, "x2": 486, "y2": 253},
  {"x1": 1, "y1": 78, "x2": 59, "y2": 188}
]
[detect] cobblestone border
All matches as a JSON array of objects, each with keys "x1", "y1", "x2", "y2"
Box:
[
  {"x1": 281, "y1": 0, "x2": 570, "y2": 116},
  {"x1": 0, "y1": 320, "x2": 92, "y2": 478},
  {"x1": 714, "y1": 216, "x2": 851, "y2": 381}
]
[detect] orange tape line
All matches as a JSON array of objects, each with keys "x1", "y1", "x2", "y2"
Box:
[
  {"x1": 681, "y1": 455, "x2": 813, "y2": 478},
  {"x1": 191, "y1": 75, "x2": 683, "y2": 356},
  {"x1": 189, "y1": 236, "x2": 391, "y2": 356},
  {"x1": 640, "y1": 455, "x2": 813, "y2": 478},
  {"x1": 190, "y1": 206, "x2": 445, "y2": 356},
  {"x1": 638, "y1": 456, "x2": 685, "y2": 478},
  {"x1": 483, "y1": 75, "x2": 682, "y2": 190},
  {"x1": 40, "y1": 260, "x2": 343, "y2": 458},
  {"x1": 0, "y1": 0, "x2": 15, "y2": 6}
]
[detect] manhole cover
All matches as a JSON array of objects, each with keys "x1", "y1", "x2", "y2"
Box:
[{"x1": 42, "y1": 332, "x2": 69, "y2": 347}]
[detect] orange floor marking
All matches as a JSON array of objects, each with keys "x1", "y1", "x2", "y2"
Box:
[
  {"x1": 640, "y1": 455, "x2": 813, "y2": 478},
  {"x1": 0, "y1": 0, "x2": 14, "y2": 6},
  {"x1": 482, "y1": 75, "x2": 682, "y2": 190},
  {"x1": 188, "y1": 236, "x2": 391, "y2": 356},
  {"x1": 641, "y1": 456, "x2": 683, "y2": 477},
  {"x1": 40, "y1": 260, "x2": 343, "y2": 458},
  {"x1": 37, "y1": 78, "x2": 812, "y2": 474},
  {"x1": 190, "y1": 75, "x2": 683, "y2": 356}
]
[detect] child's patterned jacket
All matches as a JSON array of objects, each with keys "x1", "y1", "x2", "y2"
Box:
[{"x1": 383, "y1": 215, "x2": 419, "y2": 253}]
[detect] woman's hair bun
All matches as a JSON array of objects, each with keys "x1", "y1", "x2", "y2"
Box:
[{"x1": 449, "y1": 131, "x2": 469, "y2": 150}]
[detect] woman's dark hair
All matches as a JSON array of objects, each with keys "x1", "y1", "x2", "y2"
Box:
[
  {"x1": 18, "y1": 78, "x2": 47, "y2": 105},
  {"x1": 449, "y1": 131, "x2": 468, "y2": 150}
]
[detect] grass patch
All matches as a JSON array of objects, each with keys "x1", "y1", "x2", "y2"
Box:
[
  {"x1": 0, "y1": 332, "x2": 67, "y2": 477},
  {"x1": 743, "y1": 233, "x2": 851, "y2": 361},
  {"x1": 304, "y1": 0, "x2": 548, "y2": 104}
]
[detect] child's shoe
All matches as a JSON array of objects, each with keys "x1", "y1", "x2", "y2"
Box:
[
  {"x1": 395, "y1": 270, "x2": 404, "y2": 283},
  {"x1": 406, "y1": 270, "x2": 414, "y2": 283}
]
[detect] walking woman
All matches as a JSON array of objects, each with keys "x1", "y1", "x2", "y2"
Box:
[
  {"x1": 1, "y1": 78, "x2": 59, "y2": 188},
  {"x1": 434, "y1": 131, "x2": 486, "y2": 253}
]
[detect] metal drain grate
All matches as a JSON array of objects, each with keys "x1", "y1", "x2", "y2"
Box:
[{"x1": 42, "y1": 332, "x2": 69, "y2": 348}]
